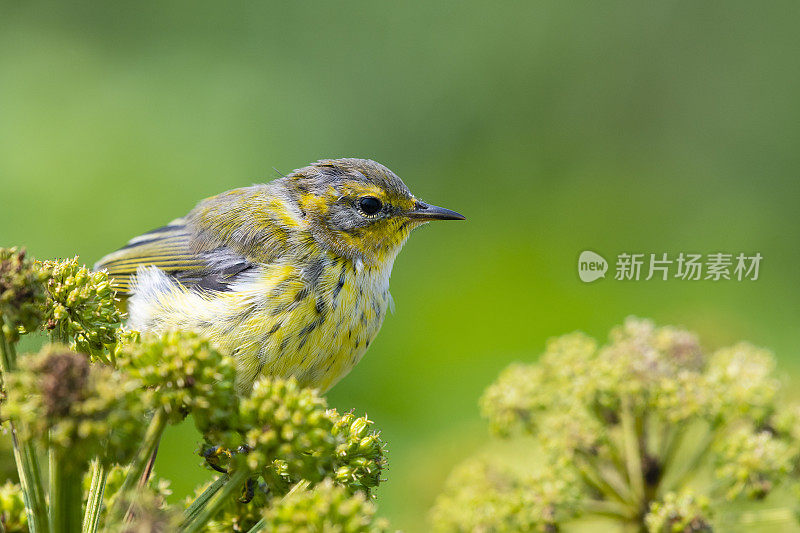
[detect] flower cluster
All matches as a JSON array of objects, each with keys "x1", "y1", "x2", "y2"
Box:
[
  {"x1": 433, "y1": 318, "x2": 800, "y2": 531},
  {"x1": 644, "y1": 491, "x2": 712, "y2": 533},
  {"x1": 115, "y1": 330, "x2": 238, "y2": 431},
  {"x1": 3, "y1": 345, "x2": 147, "y2": 468},
  {"x1": 0, "y1": 248, "x2": 49, "y2": 342},
  {"x1": 43, "y1": 257, "x2": 121, "y2": 359},
  {"x1": 430, "y1": 456, "x2": 581, "y2": 532},
  {"x1": 332, "y1": 411, "x2": 386, "y2": 492},
  {"x1": 211, "y1": 377, "x2": 387, "y2": 497},
  {"x1": 262, "y1": 479, "x2": 389, "y2": 533}
]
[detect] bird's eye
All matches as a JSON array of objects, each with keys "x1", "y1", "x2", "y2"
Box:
[{"x1": 358, "y1": 196, "x2": 383, "y2": 216}]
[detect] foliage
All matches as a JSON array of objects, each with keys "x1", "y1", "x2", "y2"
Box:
[{"x1": 432, "y1": 318, "x2": 800, "y2": 532}]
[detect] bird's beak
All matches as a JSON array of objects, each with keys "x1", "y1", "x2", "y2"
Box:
[{"x1": 406, "y1": 201, "x2": 466, "y2": 221}]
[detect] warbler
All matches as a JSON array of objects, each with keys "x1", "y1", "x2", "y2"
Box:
[{"x1": 95, "y1": 158, "x2": 464, "y2": 393}]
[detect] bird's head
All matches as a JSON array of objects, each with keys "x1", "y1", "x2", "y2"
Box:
[{"x1": 282, "y1": 158, "x2": 464, "y2": 266}]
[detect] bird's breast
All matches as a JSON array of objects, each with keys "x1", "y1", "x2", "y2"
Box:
[{"x1": 221, "y1": 255, "x2": 393, "y2": 392}]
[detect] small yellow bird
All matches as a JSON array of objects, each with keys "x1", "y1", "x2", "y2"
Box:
[{"x1": 95, "y1": 158, "x2": 464, "y2": 393}]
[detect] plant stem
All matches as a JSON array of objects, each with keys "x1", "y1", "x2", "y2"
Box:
[
  {"x1": 575, "y1": 453, "x2": 635, "y2": 508},
  {"x1": 620, "y1": 396, "x2": 644, "y2": 505},
  {"x1": 659, "y1": 422, "x2": 687, "y2": 481},
  {"x1": 661, "y1": 423, "x2": 716, "y2": 495},
  {"x1": 581, "y1": 499, "x2": 636, "y2": 520},
  {"x1": 183, "y1": 475, "x2": 229, "y2": 526},
  {"x1": 10, "y1": 429, "x2": 49, "y2": 533},
  {"x1": 82, "y1": 461, "x2": 108, "y2": 533},
  {"x1": 0, "y1": 323, "x2": 49, "y2": 533},
  {"x1": 179, "y1": 469, "x2": 250, "y2": 533},
  {"x1": 48, "y1": 448, "x2": 83, "y2": 533},
  {"x1": 109, "y1": 407, "x2": 168, "y2": 521},
  {"x1": 245, "y1": 518, "x2": 266, "y2": 533}
]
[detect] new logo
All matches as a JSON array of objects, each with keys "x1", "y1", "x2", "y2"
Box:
[{"x1": 578, "y1": 251, "x2": 608, "y2": 282}]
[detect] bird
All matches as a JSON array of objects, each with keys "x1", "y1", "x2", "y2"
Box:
[{"x1": 95, "y1": 158, "x2": 465, "y2": 394}]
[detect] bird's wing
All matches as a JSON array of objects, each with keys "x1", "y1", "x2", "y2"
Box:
[{"x1": 94, "y1": 219, "x2": 256, "y2": 297}]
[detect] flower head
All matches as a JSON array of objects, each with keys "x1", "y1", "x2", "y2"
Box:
[
  {"x1": 0, "y1": 247, "x2": 49, "y2": 343},
  {"x1": 440, "y1": 318, "x2": 800, "y2": 530},
  {"x1": 115, "y1": 330, "x2": 239, "y2": 431},
  {"x1": 43, "y1": 257, "x2": 121, "y2": 360},
  {"x1": 645, "y1": 491, "x2": 712, "y2": 533},
  {"x1": 262, "y1": 479, "x2": 389, "y2": 533},
  {"x1": 4, "y1": 345, "x2": 147, "y2": 468},
  {"x1": 431, "y1": 456, "x2": 581, "y2": 532},
  {"x1": 205, "y1": 377, "x2": 387, "y2": 498},
  {"x1": 236, "y1": 377, "x2": 340, "y2": 488},
  {"x1": 331, "y1": 412, "x2": 386, "y2": 492},
  {"x1": 714, "y1": 426, "x2": 796, "y2": 500}
]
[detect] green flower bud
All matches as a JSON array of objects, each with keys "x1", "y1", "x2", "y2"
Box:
[
  {"x1": 262, "y1": 479, "x2": 389, "y2": 533},
  {"x1": 332, "y1": 412, "x2": 387, "y2": 493},
  {"x1": 0, "y1": 247, "x2": 49, "y2": 343},
  {"x1": 645, "y1": 491, "x2": 712, "y2": 533},
  {"x1": 714, "y1": 427, "x2": 796, "y2": 501},
  {"x1": 704, "y1": 343, "x2": 780, "y2": 424},
  {"x1": 235, "y1": 377, "x2": 339, "y2": 487},
  {"x1": 4, "y1": 345, "x2": 147, "y2": 468},
  {"x1": 431, "y1": 456, "x2": 580, "y2": 533},
  {"x1": 480, "y1": 362, "x2": 546, "y2": 437},
  {"x1": 115, "y1": 330, "x2": 239, "y2": 431},
  {"x1": 203, "y1": 378, "x2": 387, "y2": 500},
  {"x1": 43, "y1": 257, "x2": 121, "y2": 360}
]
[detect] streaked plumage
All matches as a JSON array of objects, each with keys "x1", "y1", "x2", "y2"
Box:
[{"x1": 95, "y1": 158, "x2": 464, "y2": 393}]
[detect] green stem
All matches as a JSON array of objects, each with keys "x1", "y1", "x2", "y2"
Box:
[
  {"x1": 575, "y1": 453, "x2": 635, "y2": 507},
  {"x1": 580, "y1": 499, "x2": 636, "y2": 520},
  {"x1": 659, "y1": 422, "x2": 687, "y2": 480},
  {"x1": 620, "y1": 396, "x2": 644, "y2": 505},
  {"x1": 109, "y1": 408, "x2": 168, "y2": 521},
  {"x1": 49, "y1": 329, "x2": 68, "y2": 346},
  {"x1": 82, "y1": 461, "x2": 108, "y2": 533},
  {"x1": 245, "y1": 518, "x2": 266, "y2": 533},
  {"x1": 48, "y1": 448, "x2": 84, "y2": 533},
  {"x1": 180, "y1": 469, "x2": 250, "y2": 533},
  {"x1": 182, "y1": 475, "x2": 229, "y2": 526},
  {"x1": 0, "y1": 324, "x2": 49, "y2": 533},
  {"x1": 661, "y1": 423, "x2": 716, "y2": 495}
]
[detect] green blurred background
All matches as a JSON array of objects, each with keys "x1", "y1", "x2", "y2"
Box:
[{"x1": 2, "y1": 2, "x2": 800, "y2": 530}]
